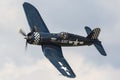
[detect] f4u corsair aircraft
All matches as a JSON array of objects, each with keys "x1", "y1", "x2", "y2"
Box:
[{"x1": 19, "y1": 2, "x2": 107, "y2": 78}]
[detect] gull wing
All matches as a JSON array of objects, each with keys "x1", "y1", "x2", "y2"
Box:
[
  {"x1": 23, "y1": 2, "x2": 49, "y2": 33},
  {"x1": 42, "y1": 45, "x2": 76, "y2": 78}
]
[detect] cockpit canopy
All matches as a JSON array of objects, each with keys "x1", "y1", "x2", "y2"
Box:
[{"x1": 59, "y1": 32, "x2": 68, "y2": 39}]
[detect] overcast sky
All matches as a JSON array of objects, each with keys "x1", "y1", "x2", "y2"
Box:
[{"x1": 0, "y1": 0, "x2": 120, "y2": 80}]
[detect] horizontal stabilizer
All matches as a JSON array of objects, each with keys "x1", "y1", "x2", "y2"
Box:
[
  {"x1": 94, "y1": 41, "x2": 107, "y2": 56},
  {"x1": 85, "y1": 26, "x2": 107, "y2": 56},
  {"x1": 85, "y1": 26, "x2": 92, "y2": 35}
]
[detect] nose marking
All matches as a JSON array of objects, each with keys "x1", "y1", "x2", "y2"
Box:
[{"x1": 33, "y1": 32, "x2": 40, "y2": 44}]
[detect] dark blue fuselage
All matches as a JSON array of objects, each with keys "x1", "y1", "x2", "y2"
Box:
[{"x1": 27, "y1": 32, "x2": 92, "y2": 46}]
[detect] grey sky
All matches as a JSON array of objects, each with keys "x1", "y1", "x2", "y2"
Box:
[{"x1": 0, "y1": 0, "x2": 120, "y2": 80}]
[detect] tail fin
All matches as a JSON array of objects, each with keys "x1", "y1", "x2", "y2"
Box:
[
  {"x1": 85, "y1": 26, "x2": 107, "y2": 56},
  {"x1": 86, "y1": 27, "x2": 101, "y2": 40}
]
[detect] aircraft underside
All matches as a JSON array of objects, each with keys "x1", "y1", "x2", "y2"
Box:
[{"x1": 19, "y1": 2, "x2": 107, "y2": 78}]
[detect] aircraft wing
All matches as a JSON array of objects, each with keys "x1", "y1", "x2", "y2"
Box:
[
  {"x1": 42, "y1": 45, "x2": 76, "y2": 78},
  {"x1": 23, "y1": 2, "x2": 49, "y2": 33}
]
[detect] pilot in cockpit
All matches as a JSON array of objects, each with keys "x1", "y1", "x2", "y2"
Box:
[{"x1": 59, "y1": 32, "x2": 68, "y2": 39}]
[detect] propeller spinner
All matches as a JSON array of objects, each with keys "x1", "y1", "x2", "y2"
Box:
[{"x1": 19, "y1": 26, "x2": 39, "y2": 50}]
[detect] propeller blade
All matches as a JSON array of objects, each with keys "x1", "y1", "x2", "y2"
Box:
[
  {"x1": 19, "y1": 28, "x2": 28, "y2": 50},
  {"x1": 33, "y1": 26, "x2": 37, "y2": 32},
  {"x1": 19, "y1": 29, "x2": 26, "y2": 36},
  {"x1": 25, "y1": 40, "x2": 28, "y2": 50}
]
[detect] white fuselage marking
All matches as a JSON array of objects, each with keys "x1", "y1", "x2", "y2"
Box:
[
  {"x1": 79, "y1": 41, "x2": 84, "y2": 44},
  {"x1": 73, "y1": 39, "x2": 79, "y2": 46},
  {"x1": 33, "y1": 32, "x2": 40, "y2": 44},
  {"x1": 58, "y1": 61, "x2": 70, "y2": 75}
]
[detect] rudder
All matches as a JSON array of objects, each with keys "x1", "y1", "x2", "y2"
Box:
[{"x1": 87, "y1": 28, "x2": 100, "y2": 40}]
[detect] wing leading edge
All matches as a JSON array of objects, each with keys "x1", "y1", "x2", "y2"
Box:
[
  {"x1": 42, "y1": 45, "x2": 76, "y2": 78},
  {"x1": 23, "y1": 2, "x2": 49, "y2": 33}
]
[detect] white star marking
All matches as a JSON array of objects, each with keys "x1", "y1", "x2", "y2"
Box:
[
  {"x1": 61, "y1": 66, "x2": 69, "y2": 72},
  {"x1": 58, "y1": 62, "x2": 63, "y2": 66},
  {"x1": 73, "y1": 39, "x2": 79, "y2": 46},
  {"x1": 58, "y1": 62, "x2": 70, "y2": 75}
]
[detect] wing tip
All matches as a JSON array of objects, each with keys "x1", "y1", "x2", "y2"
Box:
[
  {"x1": 65, "y1": 75, "x2": 76, "y2": 78},
  {"x1": 102, "y1": 52, "x2": 107, "y2": 56},
  {"x1": 23, "y1": 2, "x2": 34, "y2": 8},
  {"x1": 69, "y1": 75, "x2": 76, "y2": 78},
  {"x1": 66, "y1": 72, "x2": 76, "y2": 78},
  {"x1": 23, "y1": 2, "x2": 30, "y2": 5}
]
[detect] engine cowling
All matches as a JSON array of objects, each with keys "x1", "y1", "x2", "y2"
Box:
[{"x1": 27, "y1": 32, "x2": 40, "y2": 45}]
